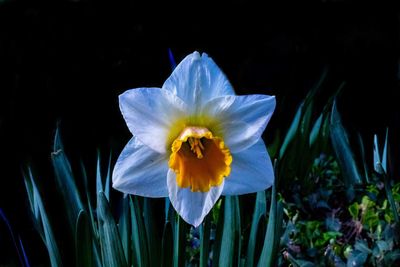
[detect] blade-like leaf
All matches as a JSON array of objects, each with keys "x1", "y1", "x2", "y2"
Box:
[
  {"x1": 257, "y1": 185, "x2": 283, "y2": 267},
  {"x1": 161, "y1": 221, "x2": 173, "y2": 267},
  {"x1": 378, "y1": 164, "x2": 400, "y2": 224},
  {"x1": 23, "y1": 169, "x2": 63, "y2": 267},
  {"x1": 96, "y1": 152, "x2": 103, "y2": 197},
  {"x1": 382, "y1": 128, "x2": 388, "y2": 173},
  {"x1": 75, "y1": 210, "x2": 93, "y2": 267},
  {"x1": 104, "y1": 154, "x2": 112, "y2": 200},
  {"x1": 173, "y1": 216, "x2": 188, "y2": 267},
  {"x1": 80, "y1": 162, "x2": 99, "y2": 238},
  {"x1": 309, "y1": 113, "x2": 323, "y2": 147},
  {"x1": 246, "y1": 191, "x2": 267, "y2": 267},
  {"x1": 357, "y1": 134, "x2": 369, "y2": 183},
  {"x1": 219, "y1": 196, "x2": 241, "y2": 267},
  {"x1": 51, "y1": 128, "x2": 84, "y2": 232},
  {"x1": 279, "y1": 101, "x2": 303, "y2": 159},
  {"x1": 373, "y1": 134, "x2": 381, "y2": 173},
  {"x1": 199, "y1": 215, "x2": 211, "y2": 267},
  {"x1": 143, "y1": 198, "x2": 160, "y2": 267},
  {"x1": 130, "y1": 196, "x2": 149, "y2": 267},
  {"x1": 212, "y1": 199, "x2": 225, "y2": 265},
  {"x1": 330, "y1": 100, "x2": 363, "y2": 186},
  {"x1": 118, "y1": 195, "x2": 131, "y2": 266},
  {"x1": 97, "y1": 192, "x2": 127, "y2": 267}
]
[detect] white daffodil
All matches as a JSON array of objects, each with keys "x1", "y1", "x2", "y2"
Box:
[{"x1": 112, "y1": 51, "x2": 276, "y2": 227}]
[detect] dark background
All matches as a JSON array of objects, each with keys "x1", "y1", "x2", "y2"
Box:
[{"x1": 1, "y1": 1, "x2": 400, "y2": 265}]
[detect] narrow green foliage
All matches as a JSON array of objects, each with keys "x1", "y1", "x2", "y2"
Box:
[
  {"x1": 23, "y1": 84, "x2": 400, "y2": 267},
  {"x1": 118, "y1": 196, "x2": 131, "y2": 266},
  {"x1": 129, "y1": 196, "x2": 149, "y2": 267},
  {"x1": 23, "y1": 169, "x2": 63, "y2": 267},
  {"x1": 373, "y1": 131, "x2": 399, "y2": 223},
  {"x1": 309, "y1": 113, "x2": 322, "y2": 148},
  {"x1": 199, "y1": 215, "x2": 211, "y2": 267},
  {"x1": 373, "y1": 135, "x2": 381, "y2": 173},
  {"x1": 75, "y1": 210, "x2": 93, "y2": 267},
  {"x1": 382, "y1": 129, "x2": 388, "y2": 173},
  {"x1": 51, "y1": 128, "x2": 84, "y2": 232},
  {"x1": 161, "y1": 221, "x2": 174, "y2": 267},
  {"x1": 97, "y1": 192, "x2": 127, "y2": 267},
  {"x1": 173, "y1": 216, "x2": 188, "y2": 267},
  {"x1": 246, "y1": 191, "x2": 267, "y2": 267},
  {"x1": 380, "y1": 166, "x2": 399, "y2": 224},
  {"x1": 357, "y1": 134, "x2": 370, "y2": 183},
  {"x1": 257, "y1": 186, "x2": 283, "y2": 267},
  {"x1": 81, "y1": 162, "x2": 99, "y2": 238},
  {"x1": 143, "y1": 198, "x2": 161, "y2": 267},
  {"x1": 219, "y1": 196, "x2": 241, "y2": 267},
  {"x1": 279, "y1": 101, "x2": 303, "y2": 160},
  {"x1": 330, "y1": 100, "x2": 363, "y2": 186}
]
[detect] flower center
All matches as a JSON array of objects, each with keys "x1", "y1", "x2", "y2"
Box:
[{"x1": 168, "y1": 126, "x2": 232, "y2": 192}]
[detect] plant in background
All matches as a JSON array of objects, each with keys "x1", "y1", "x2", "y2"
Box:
[
  {"x1": 23, "y1": 129, "x2": 283, "y2": 267},
  {"x1": 18, "y1": 53, "x2": 399, "y2": 266}
]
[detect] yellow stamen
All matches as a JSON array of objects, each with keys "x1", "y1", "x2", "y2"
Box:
[
  {"x1": 188, "y1": 137, "x2": 204, "y2": 159},
  {"x1": 169, "y1": 126, "x2": 232, "y2": 192}
]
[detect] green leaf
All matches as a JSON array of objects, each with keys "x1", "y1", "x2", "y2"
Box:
[
  {"x1": 80, "y1": 162, "x2": 99, "y2": 240},
  {"x1": 118, "y1": 195, "x2": 131, "y2": 266},
  {"x1": 246, "y1": 191, "x2": 267, "y2": 267},
  {"x1": 325, "y1": 217, "x2": 341, "y2": 232},
  {"x1": 212, "y1": 199, "x2": 225, "y2": 265},
  {"x1": 143, "y1": 198, "x2": 161, "y2": 267},
  {"x1": 97, "y1": 191, "x2": 127, "y2": 267},
  {"x1": 309, "y1": 112, "x2": 322, "y2": 147},
  {"x1": 376, "y1": 240, "x2": 389, "y2": 252},
  {"x1": 278, "y1": 92, "x2": 315, "y2": 188},
  {"x1": 330, "y1": 100, "x2": 363, "y2": 186},
  {"x1": 257, "y1": 186, "x2": 283, "y2": 267},
  {"x1": 382, "y1": 128, "x2": 388, "y2": 173},
  {"x1": 199, "y1": 215, "x2": 211, "y2": 267},
  {"x1": 354, "y1": 240, "x2": 371, "y2": 254},
  {"x1": 346, "y1": 250, "x2": 368, "y2": 267},
  {"x1": 357, "y1": 133, "x2": 370, "y2": 183},
  {"x1": 51, "y1": 128, "x2": 84, "y2": 232},
  {"x1": 96, "y1": 152, "x2": 104, "y2": 197},
  {"x1": 129, "y1": 196, "x2": 149, "y2": 267},
  {"x1": 161, "y1": 221, "x2": 173, "y2": 267},
  {"x1": 285, "y1": 252, "x2": 315, "y2": 267},
  {"x1": 104, "y1": 154, "x2": 112, "y2": 200},
  {"x1": 75, "y1": 210, "x2": 93, "y2": 267},
  {"x1": 219, "y1": 196, "x2": 241, "y2": 267},
  {"x1": 380, "y1": 169, "x2": 400, "y2": 223},
  {"x1": 279, "y1": 101, "x2": 303, "y2": 159},
  {"x1": 385, "y1": 250, "x2": 400, "y2": 264},
  {"x1": 23, "y1": 169, "x2": 63, "y2": 267},
  {"x1": 173, "y1": 216, "x2": 187, "y2": 267},
  {"x1": 373, "y1": 134, "x2": 382, "y2": 173},
  {"x1": 348, "y1": 202, "x2": 359, "y2": 220}
]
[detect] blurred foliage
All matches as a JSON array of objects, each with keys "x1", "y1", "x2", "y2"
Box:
[{"x1": 17, "y1": 73, "x2": 399, "y2": 266}]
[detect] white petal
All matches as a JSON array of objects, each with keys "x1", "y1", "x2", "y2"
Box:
[
  {"x1": 167, "y1": 169, "x2": 223, "y2": 227},
  {"x1": 112, "y1": 137, "x2": 168, "y2": 197},
  {"x1": 222, "y1": 139, "x2": 274, "y2": 195},
  {"x1": 119, "y1": 88, "x2": 187, "y2": 154},
  {"x1": 203, "y1": 94, "x2": 276, "y2": 152},
  {"x1": 162, "y1": 52, "x2": 235, "y2": 111}
]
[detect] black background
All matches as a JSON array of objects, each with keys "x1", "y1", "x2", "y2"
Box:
[{"x1": 1, "y1": 1, "x2": 400, "y2": 265}]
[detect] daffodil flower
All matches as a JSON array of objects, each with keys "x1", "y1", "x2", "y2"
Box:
[{"x1": 112, "y1": 51, "x2": 276, "y2": 227}]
